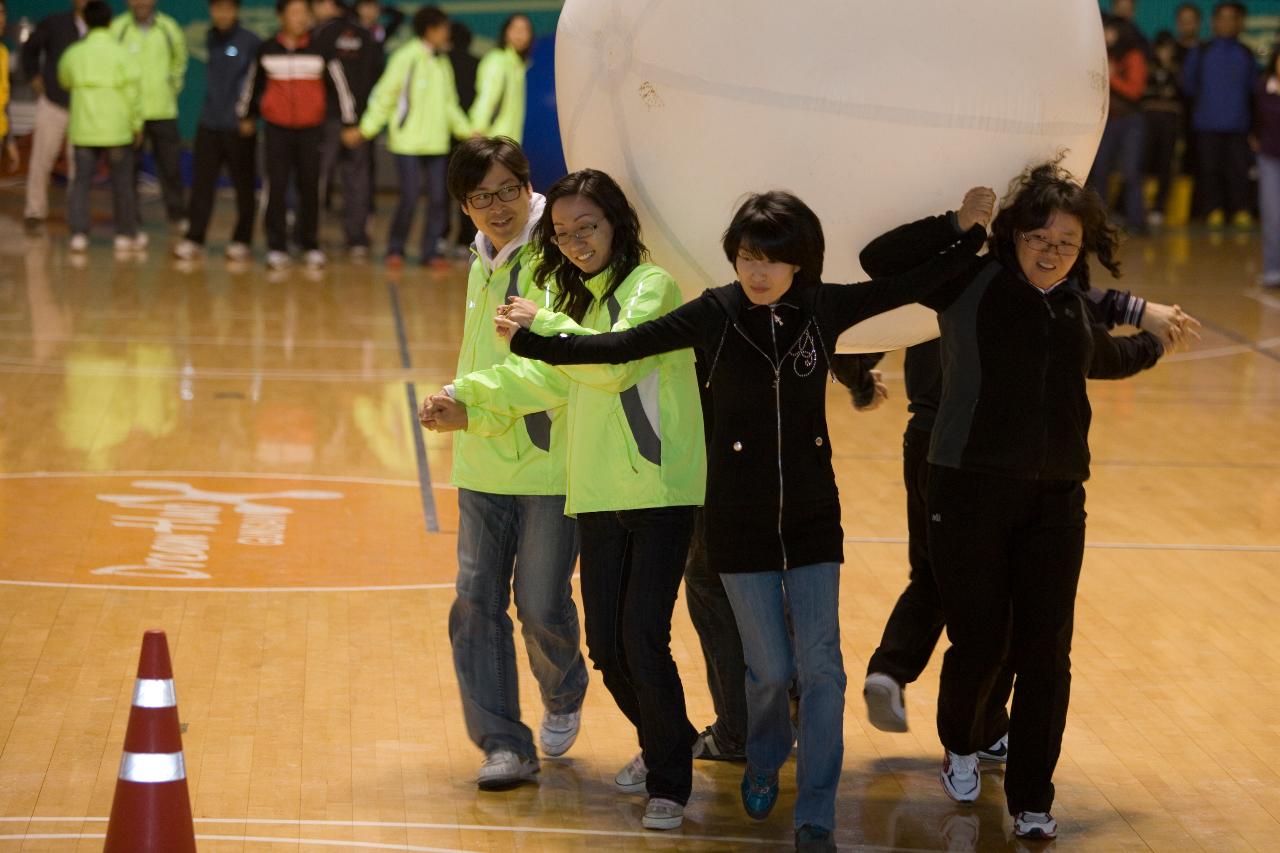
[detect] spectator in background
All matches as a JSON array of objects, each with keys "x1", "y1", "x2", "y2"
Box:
[
  {"x1": 1184, "y1": 2, "x2": 1257, "y2": 229},
  {"x1": 111, "y1": 0, "x2": 189, "y2": 232},
  {"x1": 1111, "y1": 0, "x2": 1152, "y2": 57},
  {"x1": 1252, "y1": 44, "x2": 1280, "y2": 286},
  {"x1": 0, "y1": 0, "x2": 19, "y2": 174},
  {"x1": 470, "y1": 14, "x2": 533, "y2": 142},
  {"x1": 239, "y1": 0, "x2": 358, "y2": 270},
  {"x1": 348, "y1": 5, "x2": 472, "y2": 270},
  {"x1": 312, "y1": 0, "x2": 380, "y2": 258},
  {"x1": 58, "y1": 0, "x2": 143, "y2": 254},
  {"x1": 19, "y1": 0, "x2": 86, "y2": 230},
  {"x1": 1088, "y1": 15, "x2": 1149, "y2": 235},
  {"x1": 353, "y1": 0, "x2": 403, "y2": 53},
  {"x1": 173, "y1": 0, "x2": 260, "y2": 261},
  {"x1": 1143, "y1": 31, "x2": 1185, "y2": 226},
  {"x1": 449, "y1": 20, "x2": 480, "y2": 256},
  {"x1": 1175, "y1": 2, "x2": 1205, "y2": 60}
]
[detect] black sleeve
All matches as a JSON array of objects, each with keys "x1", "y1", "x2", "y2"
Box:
[
  {"x1": 1087, "y1": 327, "x2": 1163, "y2": 380},
  {"x1": 858, "y1": 212, "x2": 964, "y2": 278},
  {"x1": 1084, "y1": 286, "x2": 1146, "y2": 328},
  {"x1": 237, "y1": 45, "x2": 267, "y2": 119},
  {"x1": 510, "y1": 292, "x2": 721, "y2": 365},
  {"x1": 829, "y1": 353, "x2": 886, "y2": 407},
  {"x1": 382, "y1": 7, "x2": 406, "y2": 41},
  {"x1": 815, "y1": 225, "x2": 986, "y2": 334},
  {"x1": 20, "y1": 18, "x2": 49, "y2": 81}
]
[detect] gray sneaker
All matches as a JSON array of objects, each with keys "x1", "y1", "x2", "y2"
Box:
[
  {"x1": 864, "y1": 672, "x2": 908, "y2": 732},
  {"x1": 476, "y1": 749, "x2": 539, "y2": 791},
  {"x1": 641, "y1": 797, "x2": 683, "y2": 830},
  {"x1": 614, "y1": 752, "x2": 647, "y2": 793},
  {"x1": 692, "y1": 725, "x2": 745, "y2": 762},
  {"x1": 539, "y1": 710, "x2": 581, "y2": 757}
]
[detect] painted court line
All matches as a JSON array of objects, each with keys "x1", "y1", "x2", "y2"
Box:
[{"x1": 844, "y1": 535, "x2": 1280, "y2": 553}]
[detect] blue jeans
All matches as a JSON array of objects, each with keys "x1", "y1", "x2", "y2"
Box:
[
  {"x1": 450, "y1": 489, "x2": 588, "y2": 760},
  {"x1": 721, "y1": 562, "x2": 846, "y2": 832},
  {"x1": 1258, "y1": 154, "x2": 1280, "y2": 283},
  {"x1": 389, "y1": 153, "x2": 448, "y2": 261},
  {"x1": 68, "y1": 145, "x2": 136, "y2": 238},
  {"x1": 1088, "y1": 111, "x2": 1147, "y2": 229}
]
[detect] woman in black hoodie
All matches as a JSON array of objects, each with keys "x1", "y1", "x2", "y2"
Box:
[{"x1": 861, "y1": 158, "x2": 1165, "y2": 841}]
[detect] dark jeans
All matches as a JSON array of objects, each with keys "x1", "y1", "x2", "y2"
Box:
[
  {"x1": 134, "y1": 117, "x2": 185, "y2": 224},
  {"x1": 186, "y1": 125, "x2": 257, "y2": 246},
  {"x1": 577, "y1": 506, "x2": 699, "y2": 805},
  {"x1": 929, "y1": 465, "x2": 1086, "y2": 815},
  {"x1": 683, "y1": 508, "x2": 747, "y2": 752},
  {"x1": 389, "y1": 153, "x2": 448, "y2": 261},
  {"x1": 867, "y1": 428, "x2": 1011, "y2": 742},
  {"x1": 1196, "y1": 131, "x2": 1255, "y2": 217},
  {"x1": 1088, "y1": 111, "x2": 1147, "y2": 228},
  {"x1": 68, "y1": 145, "x2": 136, "y2": 238},
  {"x1": 1144, "y1": 109, "x2": 1182, "y2": 215},
  {"x1": 263, "y1": 123, "x2": 321, "y2": 253},
  {"x1": 319, "y1": 119, "x2": 372, "y2": 248}
]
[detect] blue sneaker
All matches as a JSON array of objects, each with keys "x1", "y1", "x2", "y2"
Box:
[{"x1": 740, "y1": 767, "x2": 779, "y2": 820}]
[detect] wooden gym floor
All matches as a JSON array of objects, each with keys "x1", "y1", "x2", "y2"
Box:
[{"x1": 0, "y1": 190, "x2": 1277, "y2": 852}]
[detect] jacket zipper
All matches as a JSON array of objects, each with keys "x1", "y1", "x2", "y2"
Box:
[
  {"x1": 767, "y1": 308, "x2": 788, "y2": 570},
  {"x1": 1037, "y1": 293, "x2": 1055, "y2": 479}
]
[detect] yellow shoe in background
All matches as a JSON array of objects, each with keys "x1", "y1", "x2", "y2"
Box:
[
  {"x1": 1231, "y1": 210, "x2": 1255, "y2": 230},
  {"x1": 1206, "y1": 209, "x2": 1226, "y2": 229}
]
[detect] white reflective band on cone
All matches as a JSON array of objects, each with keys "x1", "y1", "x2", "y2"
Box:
[
  {"x1": 132, "y1": 678, "x2": 177, "y2": 708},
  {"x1": 119, "y1": 751, "x2": 187, "y2": 783}
]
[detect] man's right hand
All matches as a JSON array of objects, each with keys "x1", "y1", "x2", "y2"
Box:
[
  {"x1": 31, "y1": 77, "x2": 46, "y2": 99},
  {"x1": 238, "y1": 118, "x2": 256, "y2": 138}
]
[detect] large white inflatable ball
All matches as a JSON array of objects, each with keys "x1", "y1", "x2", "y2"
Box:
[{"x1": 555, "y1": 0, "x2": 1108, "y2": 351}]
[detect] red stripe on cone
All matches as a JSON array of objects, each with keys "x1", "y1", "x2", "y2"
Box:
[{"x1": 104, "y1": 631, "x2": 196, "y2": 853}]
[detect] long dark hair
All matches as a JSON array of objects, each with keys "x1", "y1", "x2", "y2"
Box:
[
  {"x1": 534, "y1": 169, "x2": 648, "y2": 322},
  {"x1": 721, "y1": 191, "x2": 825, "y2": 288},
  {"x1": 497, "y1": 13, "x2": 534, "y2": 61},
  {"x1": 989, "y1": 156, "x2": 1122, "y2": 288}
]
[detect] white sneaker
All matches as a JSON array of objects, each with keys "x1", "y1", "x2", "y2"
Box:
[
  {"x1": 940, "y1": 751, "x2": 980, "y2": 803},
  {"x1": 266, "y1": 251, "x2": 291, "y2": 270},
  {"x1": 641, "y1": 797, "x2": 683, "y2": 831},
  {"x1": 864, "y1": 672, "x2": 908, "y2": 732},
  {"x1": 1013, "y1": 811, "x2": 1057, "y2": 839},
  {"x1": 172, "y1": 239, "x2": 203, "y2": 260},
  {"x1": 113, "y1": 234, "x2": 135, "y2": 252},
  {"x1": 304, "y1": 249, "x2": 326, "y2": 267},
  {"x1": 476, "y1": 749, "x2": 539, "y2": 791},
  {"x1": 1146, "y1": 211, "x2": 1165, "y2": 227},
  {"x1": 69, "y1": 233, "x2": 89, "y2": 253},
  {"x1": 978, "y1": 732, "x2": 1008, "y2": 763},
  {"x1": 539, "y1": 710, "x2": 581, "y2": 757},
  {"x1": 225, "y1": 242, "x2": 251, "y2": 261},
  {"x1": 348, "y1": 245, "x2": 370, "y2": 260},
  {"x1": 614, "y1": 752, "x2": 647, "y2": 793},
  {"x1": 132, "y1": 232, "x2": 149, "y2": 250}
]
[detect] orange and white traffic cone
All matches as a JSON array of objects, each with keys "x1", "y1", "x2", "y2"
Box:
[{"x1": 103, "y1": 630, "x2": 197, "y2": 853}]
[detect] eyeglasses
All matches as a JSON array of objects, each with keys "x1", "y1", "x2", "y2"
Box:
[
  {"x1": 550, "y1": 222, "x2": 599, "y2": 246},
  {"x1": 1017, "y1": 232, "x2": 1082, "y2": 257},
  {"x1": 465, "y1": 184, "x2": 523, "y2": 209}
]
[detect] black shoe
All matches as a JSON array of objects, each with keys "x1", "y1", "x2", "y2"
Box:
[
  {"x1": 692, "y1": 726, "x2": 745, "y2": 762},
  {"x1": 795, "y1": 823, "x2": 836, "y2": 852},
  {"x1": 23, "y1": 217, "x2": 43, "y2": 232}
]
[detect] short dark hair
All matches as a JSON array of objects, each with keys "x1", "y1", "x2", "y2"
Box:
[
  {"x1": 276, "y1": 0, "x2": 306, "y2": 13},
  {"x1": 534, "y1": 169, "x2": 649, "y2": 323},
  {"x1": 1213, "y1": 2, "x2": 1247, "y2": 16},
  {"x1": 1176, "y1": 2, "x2": 1202, "y2": 17},
  {"x1": 497, "y1": 13, "x2": 534, "y2": 60},
  {"x1": 989, "y1": 155, "x2": 1122, "y2": 288},
  {"x1": 83, "y1": 0, "x2": 113, "y2": 28},
  {"x1": 447, "y1": 136, "x2": 531, "y2": 203},
  {"x1": 413, "y1": 5, "x2": 447, "y2": 37},
  {"x1": 209, "y1": 0, "x2": 241, "y2": 7},
  {"x1": 721, "y1": 191, "x2": 825, "y2": 288}
]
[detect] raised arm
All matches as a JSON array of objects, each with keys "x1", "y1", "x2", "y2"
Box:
[
  {"x1": 1087, "y1": 325, "x2": 1163, "y2": 380},
  {"x1": 451, "y1": 353, "x2": 572, "y2": 421}
]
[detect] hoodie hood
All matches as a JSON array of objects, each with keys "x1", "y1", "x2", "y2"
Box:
[{"x1": 473, "y1": 192, "x2": 547, "y2": 274}]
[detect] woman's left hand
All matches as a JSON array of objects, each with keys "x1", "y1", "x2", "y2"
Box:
[
  {"x1": 497, "y1": 296, "x2": 539, "y2": 329},
  {"x1": 1141, "y1": 301, "x2": 1202, "y2": 352}
]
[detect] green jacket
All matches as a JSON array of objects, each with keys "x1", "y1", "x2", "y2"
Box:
[
  {"x1": 109, "y1": 12, "x2": 187, "y2": 121},
  {"x1": 360, "y1": 39, "x2": 471, "y2": 155},
  {"x1": 58, "y1": 29, "x2": 142, "y2": 147},
  {"x1": 469, "y1": 47, "x2": 526, "y2": 142},
  {"x1": 453, "y1": 263, "x2": 707, "y2": 515}
]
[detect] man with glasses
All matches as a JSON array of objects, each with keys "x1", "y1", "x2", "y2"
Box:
[{"x1": 416, "y1": 136, "x2": 588, "y2": 791}]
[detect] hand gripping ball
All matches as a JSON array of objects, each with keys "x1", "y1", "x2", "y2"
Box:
[{"x1": 555, "y1": 0, "x2": 1108, "y2": 351}]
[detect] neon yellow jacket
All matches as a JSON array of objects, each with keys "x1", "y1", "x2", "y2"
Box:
[
  {"x1": 58, "y1": 29, "x2": 143, "y2": 147},
  {"x1": 360, "y1": 39, "x2": 471, "y2": 155},
  {"x1": 469, "y1": 46, "x2": 526, "y2": 142},
  {"x1": 453, "y1": 263, "x2": 706, "y2": 515},
  {"x1": 109, "y1": 12, "x2": 187, "y2": 121},
  {"x1": 0, "y1": 45, "x2": 10, "y2": 139}
]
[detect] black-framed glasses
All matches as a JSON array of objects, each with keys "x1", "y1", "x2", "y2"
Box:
[
  {"x1": 1017, "y1": 232, "x2": 1082, "y2": 257},
  {"x1": 465, "y1": 184, "x2": 523, "y2": 209},
  {"x1": 550, "y1": 222, "x2": 599, "y2": 246}
]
